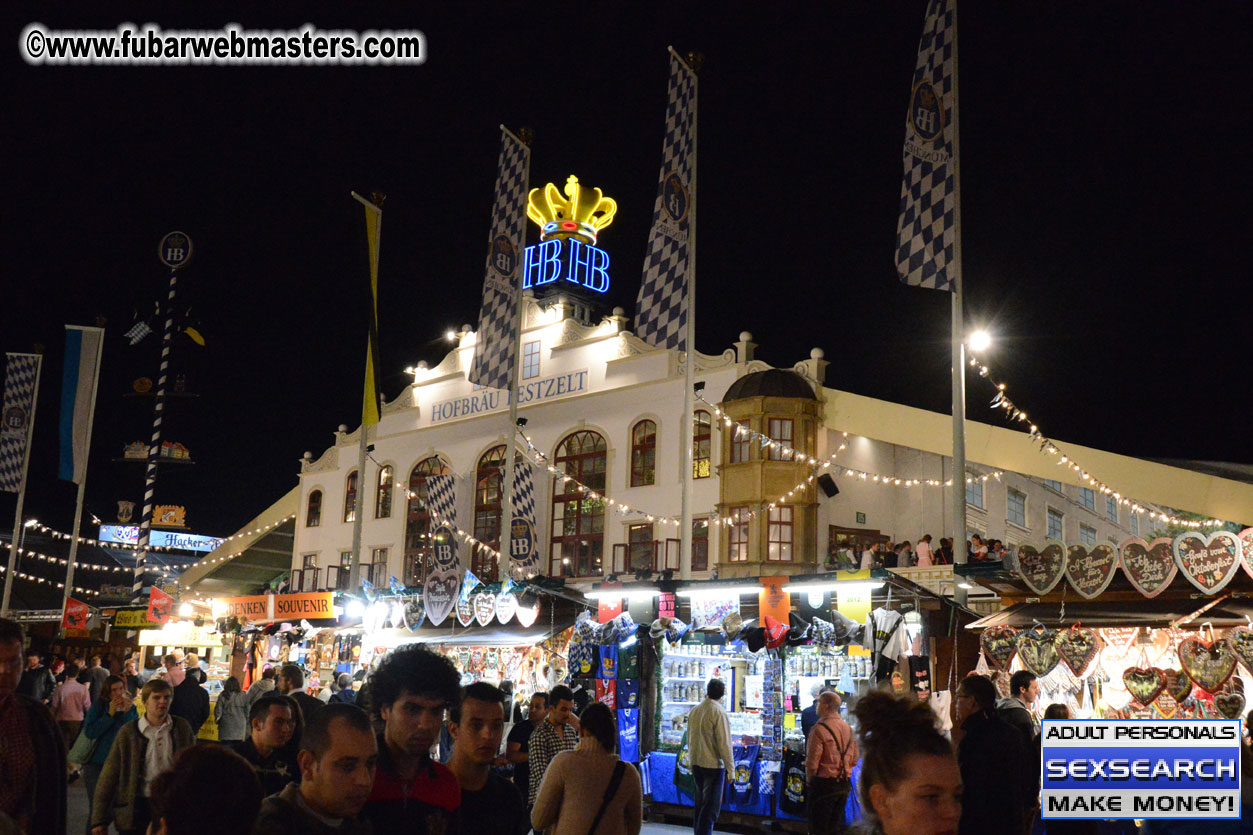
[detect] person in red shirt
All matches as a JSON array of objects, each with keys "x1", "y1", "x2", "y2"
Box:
[
  {"x1": 805, "y1": 692, "x2": 858, "y2": 835},
  {"x1": 362, "y1": 644, "x2": 463, "y2": 835}
]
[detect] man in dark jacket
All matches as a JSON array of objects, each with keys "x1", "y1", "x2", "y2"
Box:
[
  {"x1": 996, "y1": 670, "x2": 1039, "y2": 752},
  {"x1": 234, "y1": 694, "x2": 300, "y2": 796},
  {"x1": 954, "y1": 674, "x2": 1029, "y2": 835},
  {"x1": 1, "y1": 619, "x2": 67, "y2": 835},
  {"x1": 278, "y1": 663, "x2": 324, "y2": 723},
  {"x1": 169, "y1": 663, "x2": 210, "y2": 734},
  {"x1": 17, "y1": 647, "x2": 55, "y2": 704}
]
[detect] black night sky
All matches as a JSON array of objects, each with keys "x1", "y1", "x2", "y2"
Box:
[{"x1": 1, "y1": 1, "x2": 1248, "y2": 543}]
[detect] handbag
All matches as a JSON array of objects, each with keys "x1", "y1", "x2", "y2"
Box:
[
  {"x1": 586, "y1": 761, "x2": 627, "y2": 835},
  {"x1": 67, "y1": 725, "x2": 98, "y2": 766}
]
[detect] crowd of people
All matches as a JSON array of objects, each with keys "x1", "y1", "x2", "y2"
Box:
[{"x1": 853, "y1": 534, "x2": 1016, "y2": 571}]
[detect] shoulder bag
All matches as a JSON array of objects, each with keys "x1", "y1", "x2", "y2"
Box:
[{"x1": 586, "y1": 760, "x2": 627, "y2": 835}]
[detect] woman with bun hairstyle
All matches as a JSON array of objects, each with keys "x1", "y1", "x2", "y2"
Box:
[{"x1": 851, "y1": 691, "x2": 961, "y2": 835}]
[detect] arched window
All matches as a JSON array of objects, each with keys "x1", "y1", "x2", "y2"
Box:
[
  {"x1": 305, "y1": 490, "x2": 322, "y2": 528},
  {"x1": 550, "y1": 431, "x2": 607, "y2": 578},
  {"x1": 474, "y1": 445, "x2": 506, "y2": 581},
  {"x1": 630, "y1": 420, "x2": 656, "y2": 487},
  {"x1": 375, "y1": 466, "x2": 394, "y2": 519},
  {"x1": 343, "y1": 471, "x2": 359, "y2": 523},
  {"x1": 404, "y1": 456, "x2": 452, "y2": 585},
  {"x1": 693, "y1": 411, "x2": 712, "y2": 479}
]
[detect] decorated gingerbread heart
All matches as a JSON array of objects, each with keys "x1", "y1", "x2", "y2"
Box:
[
  {"x1": 1216, "y1": 692, "x2": 1246, "y2": 720},
  {"x1": 1119, "y1": 537, "x2": 1177, "y2": 598},
  {"x1": 1017, "y1": 627, "x2": 1060, "y2": 677},
  {"x1": 980, "y1": 625, "x2": 1019, "y2": 670},
  {"x1": 1164, "y1": 668, "x2": 1193, "y2": 703},
  {"x1": 1054, "y1": 626, "x2": 1099, "y2": 676},
  {"x1": 1017, "y1": 541, "x2": 1065, "y2": 596},
  {"x1": 1122, "y1": 667, "x2": 1166, "y2": 707},
  {"x1": 1065, "y1": 543, "x2": 1118, "y2": 599},
  {"x1": 1173, "y1": 531, "x2": 1242, "y2": 594},
  {"x1": 1240, "y1": 528, "x2": 1253, "y2": 578},
  {"x1": 423, "y1": 568, "x2": 459, "y2": 627},
  {"x1": 1177, "y1": 636, "x2": 1237, "y2": 693},
  {"x1": 473, "y1": 592, "x2": 496, "y2": 626},
  {"x1": 456, "y1": 596, "x2": 475, "y2": 627},
  {"x1": 1226, "y1": 625, "x2": 1253, "y2": 675}
]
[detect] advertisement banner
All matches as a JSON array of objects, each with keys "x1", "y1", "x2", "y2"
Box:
[
  {"x1": 113, "y1": 607, "x2": 160, "y2": 629},
  {"x1": 146, "y1": 587, "x2": 173, "y2": 625}
]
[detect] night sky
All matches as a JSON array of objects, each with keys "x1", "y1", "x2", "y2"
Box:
[{"x1": 2, "y1": 1, "x2": 1248, "y2": 542}]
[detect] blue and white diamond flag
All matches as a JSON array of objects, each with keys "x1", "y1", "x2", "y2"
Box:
[
  {"x1": 508, "y1": 461, "x2": 541, "y2": 573},
  {"x1": 896, "y1": 0, "x2": 957, "y2": 292},
  {"x1": 469, "y1": 128, "x2": 531, "y2": 390},
  {"x1": 0, "y1": 354, "x2": 41, "y2": 493},
  {"x1": 635, "y1": 50, "x2": 697, "y2": 352},
  {"x1": 427, "y1": 473, "x2": 457, "y2": 528}
]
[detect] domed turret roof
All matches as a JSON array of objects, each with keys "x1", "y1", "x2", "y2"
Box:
[{"x1": 722, "y1": 369, "x2": 816, "y2": 402}]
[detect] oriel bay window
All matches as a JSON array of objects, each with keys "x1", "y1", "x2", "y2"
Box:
[
  {"x1": 550, "y1": 430, "x2": 607, "y2": 578},
  {"x1": 767, "y1": 418, "x2": 793, "y2": 461},
  {"x1": 404, "y1": 456, "x2": 452, "y2": 585},
  {"x1": 630, "y1": 420, "x2": 656, "y2": 487},
  {"x1": 728, "y1": 507, "x2": 750, "y2": 562},
  {"x1": 731, "y1": 420, "x2": 751, "y2": 463},
  {"x1": 473, "y1": 445, "x2": 506, "y2": 581},
  {"x1": 767, "y1": 505, "x2": 794, "y2": 561},
  {"x1": 693, "y1": 411, "x2": 712, "y2": 479}
]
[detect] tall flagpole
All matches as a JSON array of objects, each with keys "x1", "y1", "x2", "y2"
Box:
[
  {"x1": 949, "y1": 0, "x2": 968, "y2": 605},
  {"x1": 63, "y1": 327, "x2": 106, "y2": 611},
  {"x1": 678, "y1": 50, "x2": 699, "y2": 581},
  {"x1": 349, "y1": 192, "x2": 384, "y2": 593},
  {"x1": 0, "y1": 354, "x2": 43, "y2": 618},
  {"x1": 502, "y1": 127, "x2": 532, "y2": 581}
]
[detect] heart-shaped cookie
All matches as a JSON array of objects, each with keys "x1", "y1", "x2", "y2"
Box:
[
  {"x1": 1226, "y1": 626, "x2": 1253, "y2": 675},
  {"x1": 1216, "y1": 692, "x2": 1246, "y2": 720},
  {"x1": 1119, "y1": 537, "x2": 1177, "y2": 598},
  {"x1": 515, "y1": 600, "x2": 540, "y2": 628},
  {"x1": 403, "y1": 597, "x2": 426, "y2": 631},
  {"x1": 1174, "y1": 531, "x2": 1242, "y2": 594},
  {"x1": 1178, "y1": 636, "x2": 1237, "y2": 693},
  {"x1": 1240, "y1": 527, "x2": 1253, "y2": 578},
  {"x1": 423, "y1": 568, "x2": 460, "y2": 626},
  {"x1": 1017, "y1": 541, "x2": 1066, "y2": 596},
  {"x1": 1123, "y1": 667, "x2": 1167, "y2": 707},
  {"x1": 1065, "y1": 543, "x2": 1119, "y2": 599},
  {"x1": 1017, "y1": 627, "x2": 1061, "y2": 676},
  {"x1": 473, "y1": 592, "x2": 495, "y2": 626},
  {"x1": 980, "y1": 625, "x2": 1019, "y2": 670},
  {"x1": 456, "y1": 596, "x2": 475, "y2": 627},
  {"x1": 495, "y1": 592, "x2": 517, "y2": 624},
  {"x1": 1164, "y1": 668, "x2": 1193, "y2": 703},
  {"x1": 1055, "y1": 627, "x2": 1099, "y2": 676}
]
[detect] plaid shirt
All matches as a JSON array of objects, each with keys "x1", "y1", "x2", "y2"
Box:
[{"x1": 527, "y1": 720, "x2": 579, "y2": 805}]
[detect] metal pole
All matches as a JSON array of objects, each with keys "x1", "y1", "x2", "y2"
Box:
[
  {"x1": 949, "y1": 0, "x2": 968, "y2": 606},
  {"x1": 1, "y1": 354, "x2": 43, "y2": 617},
  {"x1": 64, "y1": 327, "x2": 106, "y2": 611},
  {"x1": 133, "y1": 268, "x2": 180, "y2": 605},
  {"x1": 678, "y1": 50, "x2": 699, "y2": 581}
]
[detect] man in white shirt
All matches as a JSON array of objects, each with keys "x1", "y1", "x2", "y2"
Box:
[{"x1": 686, "y1": 679, "x2": 734, "y2": 835}]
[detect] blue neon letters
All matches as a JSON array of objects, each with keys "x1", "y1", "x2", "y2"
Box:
[{"x1": 523, "y1": 238, "x2": 610, "y2": 293}]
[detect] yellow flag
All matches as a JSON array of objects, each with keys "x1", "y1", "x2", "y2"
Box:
[{"x1": 356, "y1": 193, "x2": 383, "y2": 427}]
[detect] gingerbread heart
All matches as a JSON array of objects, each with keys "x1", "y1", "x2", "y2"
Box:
[
  {"x1": 1174, "y1": 531, "x2": 1242, "y2": 594},
  {"x1": 1164, "y1": 668, "x2": 1193, "y2": 703},
  {"x1": 495, "y1": 592, "x2": 517, "y2": 624},
  {"x1": 980, "y1": 625, "x2": 1019, "y2": 670},
  {"x1": 473, "y1": 592, "x2": 495, "y2": 627},
  {"x1": 1120, "y1": 537, "x2": 1177, "y2": 598},
  {"x1": 1017, "y1": 627, "x2": 1061, "y2": 676},
  {"x1": 1123, "y1": 667, "x2": 1167, "y2": 707},
  {"x1": 1016, "y1": 541, "x2": 1065, "y2": 596},
  {"x1": 402, "y1": 597, "x2": 426, "y2": 631},
  {"x1": 1065, "y1": 543, "x2": 1118, "y2": 599},
  {"x1": 423, "y1": 568, "x2": 460, "y2": 626},
  {"x1": 1240, "y1": 527, "x2": 1253, "y2": 578},
  {"x1": 1216, "y1": 692, "x2": 1246, "y2": 720},
  {"x1": 1178, "y1": 637, "x2": 1237, "y2": 693},
  {"x1": 515, "y1": 598, "x2": 540, "y2": 628},
  {"x1": 456, "y1": 596, "x2": 475, "y2": 627},
  {"x1": 1055, "y1": 627, "x2": 1099, "y2": 676},
  {"x1": 1225, "y1": 626, "x2": 1253, "y2": 675}
]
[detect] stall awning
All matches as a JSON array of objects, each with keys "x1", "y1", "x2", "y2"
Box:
[
  {"x1": 365, "y1": 619, "x2": 575, "y2": 648},
  {"x1": 967, "y1": 597, "x2": 1253, "y2": 630},
  {"x1": 178, "y1": 487, "x2": 298, "y2": 596}
]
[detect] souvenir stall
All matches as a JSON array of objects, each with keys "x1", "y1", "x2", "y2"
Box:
[{"x1": 964, "y1": 529, "x2": 1253, "y2": 724}]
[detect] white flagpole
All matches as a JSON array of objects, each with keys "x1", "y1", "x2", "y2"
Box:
[
  {"x1": 502, "y1": 126, "x2": 531, "y2": 581},
  {"x1": 63, "y1": 328, "x2": 106, "y2": 614},
  {"x1": 677, "y1": 49, "x2": 698, "y2": 581},
  {"x1": 948, "y1": 0, "x2": 968, "y2": 605},
  {"x1": 0, "y1": 354, "x2": 42, "y2": 618}
]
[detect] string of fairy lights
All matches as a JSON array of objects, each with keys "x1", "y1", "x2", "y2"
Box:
[
  {"x1": 966, "y1": 353, "x2": 1226, "y2": 530},
  {"x1": 0, "y1": 563, "x2": 100, "y2": 597}
]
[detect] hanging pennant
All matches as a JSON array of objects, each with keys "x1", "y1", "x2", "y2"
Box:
[
  {"x1": 496, "y1": 592, "x2": 517, "y2": 624},
  {"x1": 1119, "y1": 537, "x2": 1177, "y2": 598},
  {"x1": 1064, "y1": 543, "x2": 1118, "y2": 599},
  {"x1": 474, "y1": 592, "x2": 496, "y2": 626},
  {"x1": 1016, "y1": 541, "x2": 1065, "y2": 596},
  {"x1": 423, "y1": 569, "x2": 459, "y2": 627},
  {"x1": 460, "y1": 569, "x2": 482, "y2": 604},
  {"x1": 1173, "y1": 530, "x2": 1242, "y2": 594},
  {"x1": 979, "y1": 625, "x2": 1019, "y2": 670},
  {"x1": 509, "y1": 464, "x2": 542, "y2": 574}
]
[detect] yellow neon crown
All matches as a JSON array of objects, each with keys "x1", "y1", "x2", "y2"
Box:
[{"x1": 526, "y1": 175, "x2": 617, "y2": 246}]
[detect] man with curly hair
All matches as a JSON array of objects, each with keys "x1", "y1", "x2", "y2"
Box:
[{"x1": 362, "y1": 643, "x2": 463, "y2": 835}]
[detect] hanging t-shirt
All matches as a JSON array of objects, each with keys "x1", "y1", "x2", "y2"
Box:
[
  {"x1": 619, "y1": 643, "x2": 639, "y2": 679},
  {"x1": 598, "y1": 644, "x2": 618, "y2": 680},
  {"x1": 618, "y1": 679, "x2": 640, "y2": 709},
  {"x1": 595, "y1": 678, "x2": 617, "y2": 709},
  {"x1": 929, "y1": 691, "x2": 953, "y2": 734},
  {"x1": 730, "y1": 744, "x2": 760, "y2": 805},
  {"x1": 618, "y1": 708, "x2": 640, "y2": 763},
  {"x1": 861, "y1": 608, "x2": 907, "y2": 657},
  {"x1": 778, "y1": 749, "x2": 807, "y2": 815},
  {"x1": 908, "y1": 656, "x2": 932, "y2": 699}
]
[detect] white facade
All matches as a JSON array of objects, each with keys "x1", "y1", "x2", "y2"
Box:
[{"x1": 289, "y1": 295, "x2": 1161, "y2": 591}]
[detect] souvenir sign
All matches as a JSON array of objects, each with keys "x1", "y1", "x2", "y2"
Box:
[
  {"x1": 1240, "y1": 528, "x2": 1253, "y2": 578},
  {"x1": 496, "y1": 592, "x2": 517, "y2": 624},
  {"x1": 1064, "y1": 543, "x2": 1118, "y2": 599},
  {"x1": 423, "y1": 569, "x2": 459, "y2": 627},
  {"x1": 403, "y1": 597, "x2": 426, "y2": 631},
  {"x1": 474, "y1": 593, "x2": 496, "y2": 627},
  {"x1": 1225, "y1": 625, "x2": 1253, "y2": 674},
  {"x1": 1055, "y1": 626, "x2": 1099, "y2": 676},
  {"x1": 515, "y1": 598, "x2": 540, "y2": 628},
  {"x1": 1016, "y1": 627, "x2": 1061, "y2": 676},
  {"x1": 456, "y1": 596, "x2": 475, "y2": 627},
  {"x1": 1164, "y1": 668, "x2": 1193, "y2": 703},
  {"x1": 1122, "y1": 667, "x2": 1167, "y2": 707},
  {"x1": 1016, "y1": 541, "x2": 1065, "y2": 596},
  {"x1": 1173, "y1": 530, "x2": 1242, "y2": 594},
  {"x1": 1216, "y1": 692, "x2": 1246, "y2": 720},
  {"x1": 1119, "y1": 537, "x2": 1177, "y2": 598},
  {"x1": 980, "y1": 625, "x2": 1019, "y2": 670},
  {"x1": 1177, "y1": 636, "x2": 1237, "y2": 693}
]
